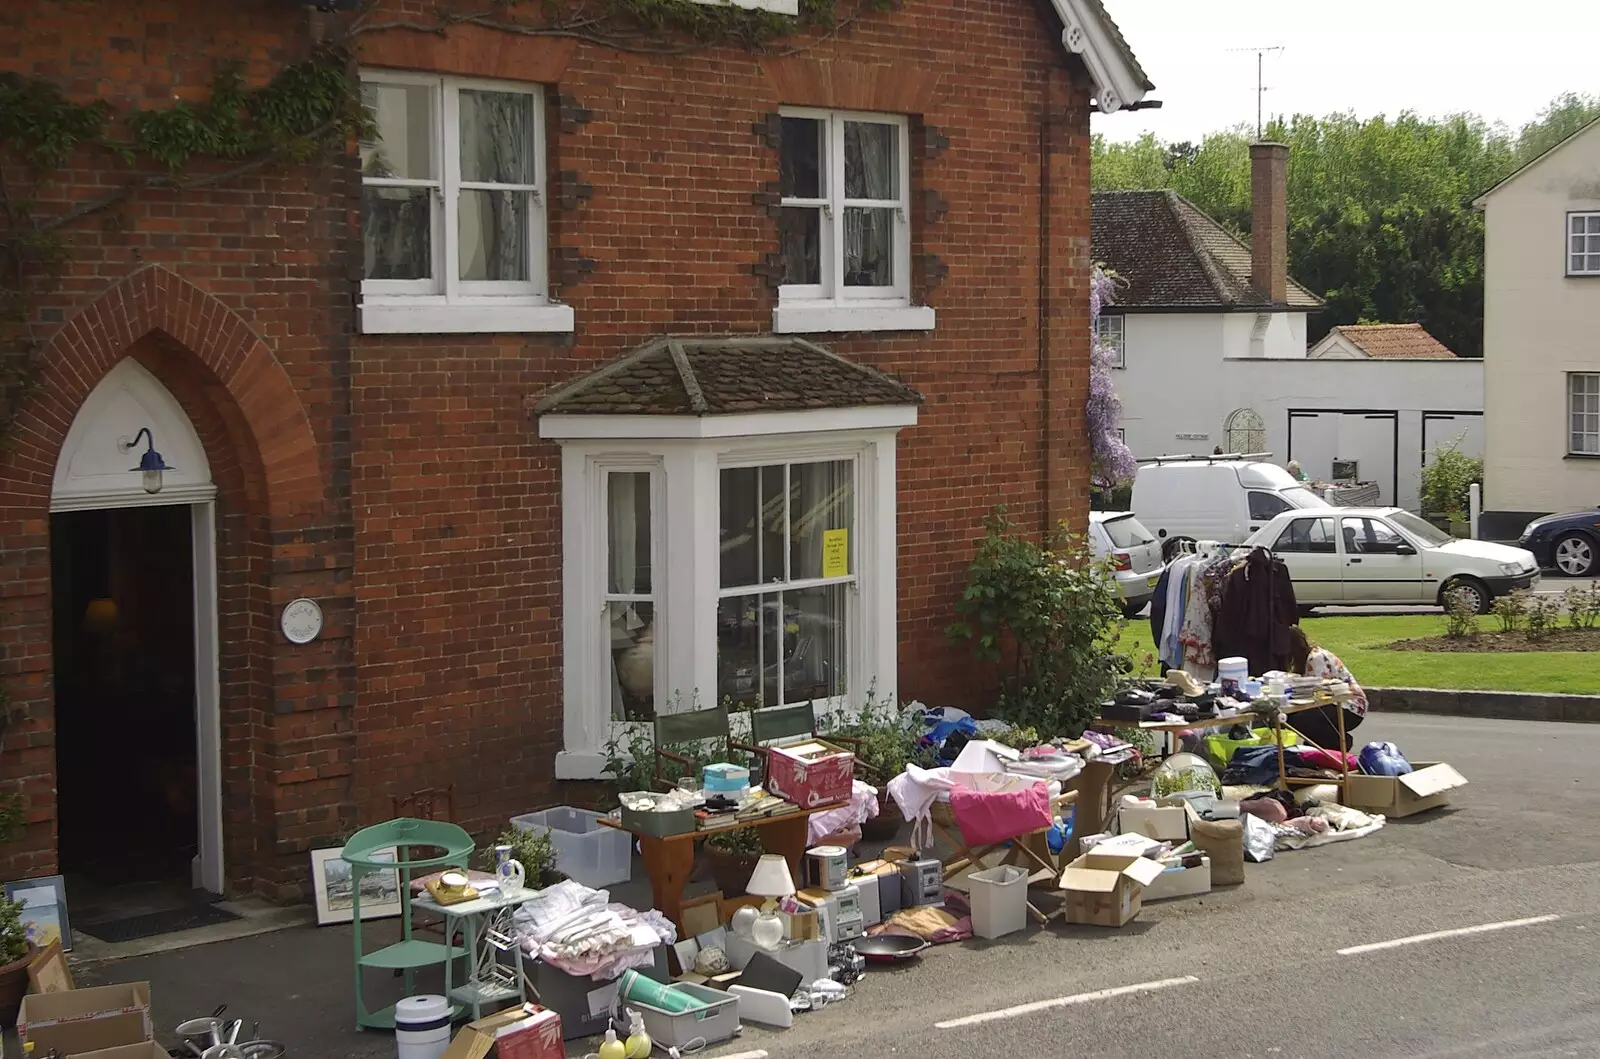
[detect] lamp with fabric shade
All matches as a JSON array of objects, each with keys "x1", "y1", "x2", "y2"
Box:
[
  {"x1": 745, "y1": 854, "x2": 795, "y2": 950},
  {"x1": 83, "y1": 598, "x2": 119, "y2": 633}
]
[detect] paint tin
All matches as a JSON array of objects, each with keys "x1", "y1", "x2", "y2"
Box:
[{"x1": 805, "y1": 845, "x2": 848, "y2": 891}]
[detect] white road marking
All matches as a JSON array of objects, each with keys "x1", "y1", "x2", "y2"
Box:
[
  {"x1": 1336, "y1": 914, "x2": 1561, "y2": 956},
  {"x1": 934, "y1": 975, "x2": 1201, "y2": 1029}
]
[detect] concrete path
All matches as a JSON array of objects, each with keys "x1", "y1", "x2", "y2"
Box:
[{"x1": 76, "y1": 713, "x2": 1600, "y2": 1058}]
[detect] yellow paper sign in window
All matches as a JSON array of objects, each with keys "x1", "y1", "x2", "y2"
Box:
[{"x1": 821, "y1": 528, "x2": 849, "y2": 578}]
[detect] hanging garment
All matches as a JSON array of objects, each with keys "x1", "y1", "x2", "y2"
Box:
[{"x1": 1213, "y1": 549, "x2": 1299, "y2": 675}]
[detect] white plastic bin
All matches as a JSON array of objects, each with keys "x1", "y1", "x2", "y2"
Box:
[
  {"x1": 512, "y1": 806, "x2": 632, "y2": 887},
  {"x1": 967, "y1": 865, "x2": 1028, "y2": 939}
]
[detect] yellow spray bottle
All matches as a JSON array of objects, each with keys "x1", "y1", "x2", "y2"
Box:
[{"x1": 624, "y1": 1008, "x2": 652, "y2": 1058}]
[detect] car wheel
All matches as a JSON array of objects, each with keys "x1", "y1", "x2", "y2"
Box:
[
  {"x1": 1553, "y1": 533, "x2": 1598, "y2": 577},
  {"x1": 1441, "y1": 576, "x2": 1491, "y2": 615}
]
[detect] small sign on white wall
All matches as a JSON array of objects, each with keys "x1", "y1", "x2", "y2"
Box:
[{"x1": 1174, "y1": 432, "x2": 1211, "y2": 441}]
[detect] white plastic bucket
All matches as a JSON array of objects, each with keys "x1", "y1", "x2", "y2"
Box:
[
  {"x1": 396, "y1": 994, "x2": 451, "y2": 1059},
  {"x1": 968, "y1": 865, "x2": 1028, "y2": 939}
]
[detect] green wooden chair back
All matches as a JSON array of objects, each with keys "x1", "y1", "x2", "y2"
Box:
[
  {"x1": 749, "y1": 703, "x2": 816, "y2": 746},
  {"x1": 654, "y1": 702, "x2": 730, "y2": 746}
]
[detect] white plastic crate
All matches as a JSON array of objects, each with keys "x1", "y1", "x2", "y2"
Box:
[
  {"x1": 967, "y1": 865, "x2": 1028, "y2": 939},
  {"x1": 511, "y1": 805, "x2": 632, "y2": 888}
]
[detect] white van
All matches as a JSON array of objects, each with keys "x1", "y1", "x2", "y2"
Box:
[{"x1": 1131, "y1": 457, "x2": 1331, "y2": 558}]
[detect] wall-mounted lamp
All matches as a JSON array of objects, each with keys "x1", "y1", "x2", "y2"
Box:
[
  {"x1": 83, "y1": 598, "x2": 119, "y2": 634},
  {"x1": 118, "y1": 427, "x2": 171, "y2": 495}
]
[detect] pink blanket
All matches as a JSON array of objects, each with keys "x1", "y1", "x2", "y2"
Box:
[{"x1": 948, "y1": 782, "x2": 1051, "y2": 846}]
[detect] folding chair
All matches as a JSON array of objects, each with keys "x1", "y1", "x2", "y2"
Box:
[
  {"x1": 936, "y1": 789, "x2": 1078, "y2": 925},
  {"x1": 653, "y1": 702, "x2": 756, "y2": 790}
]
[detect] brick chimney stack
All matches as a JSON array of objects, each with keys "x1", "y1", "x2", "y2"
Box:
[{"x1": 1249, "y1": 141, "x2": 1289, "y2": 304}]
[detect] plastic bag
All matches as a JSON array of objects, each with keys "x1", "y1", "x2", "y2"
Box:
[
  {"x1": 1243, "y1": 813, "x2": 1277, "y2": 862},
  {"x1": 1359, "y1": 741, "x2": 1414, "y2": 777}
]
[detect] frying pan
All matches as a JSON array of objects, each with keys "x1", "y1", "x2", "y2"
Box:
[{"x1": 850, "y1": 934, "x2": 928, "y2": 962}]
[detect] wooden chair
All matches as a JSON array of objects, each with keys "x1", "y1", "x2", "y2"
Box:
[
  {"x1": 653, "y1": 702, "x2": 748, "y2": 790},
  {"x1": 392, "y1": 785, "x2": 455, "y2": 823}
]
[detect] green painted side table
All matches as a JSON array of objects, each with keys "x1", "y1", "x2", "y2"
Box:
[
  {"x1": 343, "y1": 817, "x2": 475, "y2": 1031},
  {"x1": 413, "y1": 886, "x2": 534, "y2": 1021}
]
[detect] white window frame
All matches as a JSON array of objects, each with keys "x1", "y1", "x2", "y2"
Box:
[
  {"x1": 1568, "y1": 212, "x2": 1600, "y2": 277},
  {"x1": 358, "y1": 70, "x2": 573, "y2": 335},
  {"x1": 543, "y1": 409, "x2": 912, "y2": 779},
  {"x1": 774, "y1": 107, "x2": 933, "y2": 335},
  {"x1": 597, "y1": 461, "x2": 666, "y2": 721},
  {"x1": 1571, "y1": 372, "x2": 1600, "y2": 456},
  {"x1": 1097, "y1": 313, "x2": 1126, "y2": 368}
]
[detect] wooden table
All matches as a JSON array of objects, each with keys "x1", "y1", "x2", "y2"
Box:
[
  {"x1": 599, "y1": 803, "x2": 844, "y2": 932},
  {"x1": 1095, "y1": 698, "x2": 1350, "y2": 792}
]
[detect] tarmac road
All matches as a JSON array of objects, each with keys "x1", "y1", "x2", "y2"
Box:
[{"x1": 82, "y1": 714, "x2": 1600, "y2": 1059}]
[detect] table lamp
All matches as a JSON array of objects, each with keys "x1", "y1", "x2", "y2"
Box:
[{"x1": 746, "y1": 854, "x2": 795, "y2": 950}]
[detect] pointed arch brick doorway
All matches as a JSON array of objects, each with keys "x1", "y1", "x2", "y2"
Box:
[{"x1": 0, "y1": 267, "x2": 345, "y2": 909}]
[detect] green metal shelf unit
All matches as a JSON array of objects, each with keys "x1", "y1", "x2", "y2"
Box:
[{"x1": 342, "y1": 817, "x2": 476, "y2": 1031}]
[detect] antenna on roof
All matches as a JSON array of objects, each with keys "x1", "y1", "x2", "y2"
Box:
[{"x1": 1227, "y1": 45, "x2": 1285, "y2": 139}]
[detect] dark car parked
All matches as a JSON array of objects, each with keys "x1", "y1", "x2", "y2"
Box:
[{"x1": 1519, "y1": 507, "x2": 1600, "y2": 577}]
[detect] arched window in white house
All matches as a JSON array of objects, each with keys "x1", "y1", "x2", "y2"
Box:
[{"x1": 1224, "y1": 407, "x2": 1266, "y2": 455}]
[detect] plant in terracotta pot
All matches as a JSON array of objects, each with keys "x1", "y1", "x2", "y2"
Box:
[
  {"x1": 705, "y1": 826, "x2": 764, "y2": 896},
  {"x1": 0, "y1": 892, "x2": 32, "y2": 1026}
]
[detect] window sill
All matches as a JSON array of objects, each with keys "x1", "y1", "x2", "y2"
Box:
[
  {"x1": 773, "y1": 303, "x2": 936, "y2": 335},
  {"x1": 686, "y1": 0, "x2": 796, "y2": 11},
  {"x1": 1564, "y1": 452, "x2": 1600, "y2": 461},
  {"x1": 359, "y1": 300, "x2": 575, "y2": 335}
]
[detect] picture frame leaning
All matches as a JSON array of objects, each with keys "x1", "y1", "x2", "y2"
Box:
[{"x1": 310, "y1": 846, "x2": 402, "y2": 926}]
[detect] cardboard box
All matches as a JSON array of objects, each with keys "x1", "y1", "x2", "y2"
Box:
[
  {"x1": 1142, "y1": 857, "x2": 1212, "y2": 902},
  {"x1": 1059, "y1": 852, "x2": 1165, "y2": 927},
  {"x1": 442, "y1": 1005, "x2": 563, "y2": 1059},
  {"x1": 18, "y1": 982, "x2": 152, "y2": 1056},
  {"x1": 73, "y1": 1044, "x2": 169, "y2": 1059},
  {"x1": 1344, "y1": 762, "x2": 1466, "y2": 818},
  {"x1": 764, "y1": 740, "x2": 854, "y2": 809},
  {"x1": 1118, "y1": 804, "x2": 1189, "y2": 842}
]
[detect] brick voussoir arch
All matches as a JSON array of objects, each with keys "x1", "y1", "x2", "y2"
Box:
[{"x1": 35, "y1": 265, "x2": 325, "y2": 520}]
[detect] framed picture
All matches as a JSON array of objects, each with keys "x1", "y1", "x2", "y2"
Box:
[
  {"x1": 27, "y1": 940, "x2": 72, "y2": 993},
  {"x1": 4, "y1": 876, "x2": 71, "y2": 953},
  {"x1": 310, "y1": 847, "x2": 402, "y2": 926}
]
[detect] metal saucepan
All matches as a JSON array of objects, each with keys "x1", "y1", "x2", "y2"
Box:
[
  {"x1": 238, "y1": 1041, "x2": 286, "y2": 1059},
  {"x1": 175, "y1": 1018, "x2": 224, "y2": 1055},
  {"x1": 200, "y1": 1045, "x2": 245, "y2": 1059}
]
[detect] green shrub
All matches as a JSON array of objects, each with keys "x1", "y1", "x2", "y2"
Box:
[
  {"x1": 479, "y1": 823, "x2": 558, "y2": 885},
  {"x1": 946, "y1": 508, "x2": 1129, "y2": 738},
  {"x1": 1420, "y1": 437, "x2": 1483, "y2": 522},
  {"x1": 1443, "y1": 587, "x2": 1479, "y2": 638},
  {"x1": 0, "y1": 897, "x2": 28, "y2": 965},
  {"x1": 1491, "y1": 592, "x2": 1526, "y2": 633}
]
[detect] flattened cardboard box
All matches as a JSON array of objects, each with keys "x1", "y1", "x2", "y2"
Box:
[
  {"x1": 18, "y1": 981, "x2": 152, "y2": 1056},
  {"x1": 1059, "y1": 852, "x2": 1165, "y2": 927},
  {"x1": 442, "y1": 1005, "x2": 562, "y2": 1059},
  {"x1": 72, "y1": 1044, "x2": 169, "y2": 1059},
  {"x1": 1344, "y1": 762, "x2": 1466, "y2": 818}
]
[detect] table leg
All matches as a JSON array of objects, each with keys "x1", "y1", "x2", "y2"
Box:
[
  {"x1": 641, "y1": 838, "x2": 697, "y2": 933},
  {"x1": 1275, "y1": 714, "x2": 1290, "y2": 791},
  {"x1": 759, "y1": 814, "x2": 811, "y2": 880}
]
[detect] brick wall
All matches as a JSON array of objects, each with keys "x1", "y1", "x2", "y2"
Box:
[{"x1": 0, "y1": 0, "x2": 1094, "y2": 895}]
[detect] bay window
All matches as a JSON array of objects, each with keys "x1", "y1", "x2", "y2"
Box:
[
  {"x1": 358, "y1": 71, "x2": 573, "y2": 334},
  {"x1": 774, "y1": 108, "x2": 934, "y2": 334}
]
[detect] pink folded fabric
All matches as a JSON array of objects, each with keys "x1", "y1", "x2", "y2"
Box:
[{"x1": 948, "y1": 782, "x2": 1051, "y2": 846}]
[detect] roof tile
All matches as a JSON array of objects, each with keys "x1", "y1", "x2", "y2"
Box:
[
  {"x1": 1327, "y1": 323, "x2": 1457, "y2": 359},
  {"x1": 534, "y1": 336, "x2": 924, "y2": 417},
  {"x1": 1092, "y1": 189, "x2": 1322, "y2": 311}
]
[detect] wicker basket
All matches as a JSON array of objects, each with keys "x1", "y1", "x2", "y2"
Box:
[{"x1": 931, "y1": 799, "x2": 957, "y2": 829}]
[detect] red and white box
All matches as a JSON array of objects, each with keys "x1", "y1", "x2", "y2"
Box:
[
  {"x1": 443, "y1": 1005, "x2": 563, "y2": 1059},
  {"x1": 765, "y1": 739, "x2": 855, "y2": 809}
]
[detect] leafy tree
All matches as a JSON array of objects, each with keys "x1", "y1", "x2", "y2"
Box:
[{"x1": 1091, "y1": 93, "x2": 1600, "y2": 359}]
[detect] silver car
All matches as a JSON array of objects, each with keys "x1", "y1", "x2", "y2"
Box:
[{"x1": 1089, "y1": 511, "x2": 1167, "y2": 617}]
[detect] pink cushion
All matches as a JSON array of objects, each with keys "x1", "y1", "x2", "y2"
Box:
[{"x1": 948, "y1": 783, "x2": 1051, "y2": 847}]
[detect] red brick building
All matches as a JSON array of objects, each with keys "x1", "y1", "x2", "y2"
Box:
[{"x1": 0, "y1": 0, "x2": 1149, "y2": 899}]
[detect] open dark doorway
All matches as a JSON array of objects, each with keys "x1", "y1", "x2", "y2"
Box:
[{"x1": 52, "y1": 505, "x2": 197, "y2": 888}]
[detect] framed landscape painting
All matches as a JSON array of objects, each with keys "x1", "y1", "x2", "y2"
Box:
[
  {"x1": 5, "y1": 876, "x2": 71, "y2": 953},
  {"x1": 310, "y1": 846, "x2": 402, "y2": 925}
]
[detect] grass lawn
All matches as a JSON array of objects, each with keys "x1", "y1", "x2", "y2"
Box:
[
  {"x1": 1304, "y1": 615, "x2": 1595, "y2": 694},
  {"x1": 1119, "y1": 614, "x2": 1597, "y2": 694}
]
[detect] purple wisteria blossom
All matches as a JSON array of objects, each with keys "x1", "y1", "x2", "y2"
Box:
[{"x1": 1089, "y1": 266, "x2": 1136, "y2": 485}]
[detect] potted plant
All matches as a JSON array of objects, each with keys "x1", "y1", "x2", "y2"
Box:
[
  {"x1": 705, "y1": 826, "x2": 763, "y2": 895},
  {"x1": 0, "y1": 893, "x2": 32, "y2": 1025},
  {"x1": 480, "y1": 824, "x2": 563, "y2": 889},
  {"x1": 826, "y1": 696, "x2": 933, "y2": 843}
]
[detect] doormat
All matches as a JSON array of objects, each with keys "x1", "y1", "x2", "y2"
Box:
[{"x1": 79, "y1": 904, "x2": 241, "y2": 943}]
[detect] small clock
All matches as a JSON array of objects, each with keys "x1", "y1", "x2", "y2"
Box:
[{"x1": 280, "y1": 598, "x2": 324, "y2": 644}]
